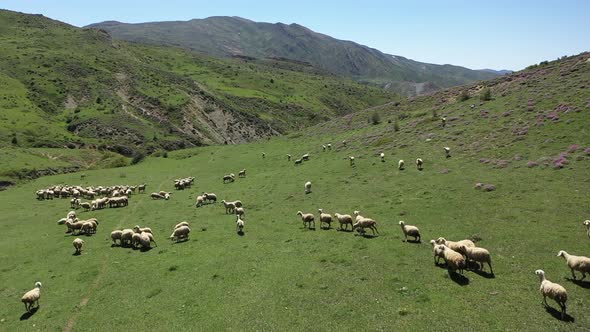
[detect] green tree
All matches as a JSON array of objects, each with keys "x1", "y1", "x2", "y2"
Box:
[
  {"x1": 458, "y1": 90, "x2": 469, "y2": 101},
  {"x1": 480, "y1": 87, "x2": 491, "y2": 101},
  {"x1": 371, "y1": 111, "x2": 381, "y2": 125}
]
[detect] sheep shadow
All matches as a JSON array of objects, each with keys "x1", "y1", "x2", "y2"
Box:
[
  {"x1": 448, "y1": 271, "x2": 469, "y2": 286},
  {"x1": 354, "y1": 233, "x2": 378, "y2": 239},
  {"x1": 237, "y1": 230, "x2": 245, "y2": 236},
  {"x1": 171, "y1": 238, "x2": 190, "y2": 244},
  {"x1": 140, "y1": 247, "x2": 152, "y2": 252},
  {"x1": 320, "y1": 225, "x2": 332, "y2": 231},
  {"x1": 404, "y1": 239, "x2": 421, "y2": 244},
  {"x1": 72, "y1": 251, "x2": 81, "y2": 256},
  {"x1": 567, "y1": 278, "x2": 590, "y2": 289},
  {"x1": 20, "y1": 307, "x2": 39, "y2": 320},
  {"x1": 337, "y1": 228, "x2": 353, "y2": 233},
  {"x1": 471, "y1": 268, "x2": 495, "y2": 279},
  {"x1": 110, "y1": 243, "x2": 121, "y2": 248},
  {"x1": 544, "y1": 306, "x2": 574, "y2": 322}
]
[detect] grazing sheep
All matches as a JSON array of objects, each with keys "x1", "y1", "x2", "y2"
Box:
[
  {"x1": 73, "y1": 238, "x2": 84, "y2": 254},
  {"x1": 584, "y1": 220, "x2": 590, "y2": 239},
  {"x1": 133, "y1": 225, "x2": 153, "y2": 234},
  {"x1": 21, "y1": 281, "x2": 42, "y2": 313},
  {"x1": 110, "y1": 230, "x2": 123, "y2": 245},
  {"x1": 139, "y1": 232, "x2": 156, "y2": 249},
  {"x1": 297, "y1": 211, "x2": 315, "y2": 229},
  {"x1": 440, "y1": 245, "x2": 466, "y2": 274},
  {"x1": 131, "y1": 233, "x2": 141, "y2": 248},
  {"x1": 535, "y1": 269, "x2": 567, "y2": 319},
  {"x1": 170, "y1": 225, "x2": 191, "y2": 242},
  {"x1": 138, "y1": 184, "x2": 146, "y2": 193},
  {"x1": 233, "y1": 200, "x2": 243, "y2": 208},
  {"x1": 174, "y1": 221, "x2": 190, "y2": 229},
  {"x1": 318, "y1": 209, "x2": 333, "y2": 229},
  {"x1": 399, "y1": 221, "x2": 420, "y2": 242},
  {"x1": 304, "y1": 181, "x2": 312, "y2": 194},
  {"x1": 349, "y1": 156, "x2": 355, "y2": 166},
  {"x1": 65, "y1": 219, "x2": 84, "y2": 234},
  {"x1": 195, "y1": 195, "x2": 205, "y2": 208},
  {"x1": 416, "y1": 158, "x2": 424, "y2": 170},
  {"x1": 70, "y1": 198, "x2": 80, "y2": 209},
  {"x1": 334, "y1": 213, "x2": 353, "y2": 231},
  {"x1": 557, "y1": 250, "x2": 590, "y2": 280},
  {"x1": 430, "y1": 240, "x2": 446, "y2": 265},
  {"x1": 327, "y1": 143, "x2": 332, "y2": 150},
  {"x1": 80, "y1": 220, "x2": 97, "y2": 235},
  {"x1": 236, "y1": 216, "x2": 245, "y2": 233},
  {"x1": 238, "y1": 169, "x2": 246, "y2": 177},
  {"x1": 57, "y1": 217, "x2": 68, "y2": 225},
  {"x1": 302, "y1": 153, "x2": 310, "y2": 161},
  {"x1": 398, "y1": 160, "x2": 405, "y2": 170},
  {"x1": 202, "y1": 192, "x2": 217, "y2": 204},
  {"x1": 322, "y1": 144, "x2": 326, "y2": 151},
  {"x1": 342, "y1": 140, "x2": 347, "y2": 146},
  {"x1": 221, "y1": 200, "x2": 236, "y2": 214},
  {"x1": 444, "y1": 147, "x2": 451, "y2": 158},
  {"x1": 380, "y1": 152, "x2": 385, "y2": 162},
  {"x1": 435, "y1": 237, "x2": 475, "y2": 255},
  {"x1": 80, "y1": 202, "x2": 91, "y2": 211},
  {"x1": 294, "y1": 159, "x2": 302, "y2": 165},
  {"x1": 461, "y1": 245, "x2": 493, "y2": 274},
  {"x1": 235, "y1": 207, "x2": 245, "y2": 218},
  {"x1": 223, "y1": 174, "x2": 235, "y2": 183},
  {"x1": 67, "y1": 211, "x2": 76, "y2": 220},
  {"x1": 150, "y1": 192, "x2": 168, "y2": 200},
  {"x1": 262, "y1": 152, "x2": 266, "y2": 159},
  {"x1": 287, "y1": 154, "x2": 292, "y2": 161},
  {"x1": 441, "y1": 116, "x2": 447, "y2": 127},
  {"x1": 120, "y1": 229, "x2": 134, "y2": 247}
]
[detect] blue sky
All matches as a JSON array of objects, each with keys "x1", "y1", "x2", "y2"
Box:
[{"x1": 1, "y1": 0, "x2": 588, "y2": 70}]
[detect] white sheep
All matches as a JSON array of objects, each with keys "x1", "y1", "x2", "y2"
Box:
[
  {"x1": 322, "y1": 144, "x2": 326, "y2": 151},
  {"x1": 236, "y1": 216, "x2": 245, "y2": 233},
  {"x1": 416, "y1": 158, "x2": 424, "y2": 170},
  {"x1": 304, "y1": 181, "x2": 312, "y2": 194},
  {"x1": 435, "y1": 237, "x2": 475, "y2": 255},
  {"x1": 202, "y1": 192, "x2": 217, "y2": 204},
  {"x1": 174, "y1": 221, "x2": 190, "y2": 229},
  {"x1": 297, "y1": 211, "x2": 315, "y2": 229},
  {"x1": 287, "y1": 154, "x2": 292, "y2": 161},
  {"x1": 342, "y1": 140, "x2": 347, "y2": 146},
  {"x1": 80, "y1": 220, "x2": 97, "y2": 235},
  {"x1": 334, "y1": 213, "x2": 353, "y2": 231},
  {"x1": 238, "y1": 169, "x2": 246, "y2": 177},
  {"x1": 111, "y1": 230, "x2": 123, "y2": 245},
  {"x1": 131, "y1": 233, "x2": 142, "y2": 248},
  {"x1": 262, "y1": 152, "x2": 266, "y2": 159},
  {"x1": 170, "y1": 225, "x2": 191, "y2": 242},
  {"x1": 352, "y1": 211, "x2": 378, "y2": 235},
  {"x1": 195, "y1": 195, "x2": 205, "y2": 208},
  {"x1": 235, "y1": 207, "x2": 245, "y2": 218},
  {"x1": 535, "y1": 269, "x2": 567, "y2": 319},
  {"x1": 21, "y1": 281, "x2": 42, "y2": 313},
  {"x1": 430, "y1": 240, "x2": 446, "y2": 265},
  {"x1": 294, "y1": 158, "x2": 302, "y2": 165},
  {"x1": 133, "y1": 225, "x2": 152, "y2": 234},
  {"x1": 150, "y1": 192, "x2": 168, "y2": 200},
  {"x1": 65, "y1": 219, "x2": 84, "y2": 235},
  {"x1": 221, "y1": 200, "x2": 236, "y2": 214},
  {"x1": 440, "y1": 245, "x2": 466, "y2": 274},
  {"x1": 461, "y1": 245, "x2": 493, "y2": 274},
  {"x1": 223, "y1": 174, "x2": 235, "y2": 183},
  {"x1": 444, "y1": 147, "x2": 451, "y2": 158},
  {"x1": 67, "y1": 210, "x2": 76, "y2": 220},
  {"x1": 557, "y1": 250, "x2": 590, "y2": 280},
  {"x1": 120, "y1": 229, "x2": 135, "y2": 247},
  {"x1": 584, "y1": 220, "x2": 590, "y2": 239},
  {"x1": 318, "y1": 209, "x2": 333, "y2": 229},
  {"x1": 139, "y1": 232, "x2": 157, "y2": 249},
  {"x1": 399, "y1": 221, "x2": 420, "y2": 242},
  {"x1": 380, "y1": 152, "x2": 385, "y2": 162},
  {"x1": 302, "y1": 153, "x2": 310, "y2": 161},
  {"x1": 349, "y1": 156, "x2": 355, "y2": 166},
  {"x1": 80, "y1": 202, "x2": 91, "y2": 211},
  {"x1": 327, "y1": 143, "x2": 332, "y2": 150},
  {"x1": 57, "y1": 217, "x2": 68, "y2": 225},
  {"x1": 398, "y1": 160, "x2": 405, "y2": 170},
  {"x1": 73, "y1": 238, "x2": 84, "y2": 254}
]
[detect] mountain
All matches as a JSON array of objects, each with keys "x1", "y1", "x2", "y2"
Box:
[
  {"x1": 0, "y1": 10, "x2": 395, "y2": 156},
  {"x1": 480, "y1": 69, "x2": 513, "y2": 75},
  {"x1": 86, "y1": 17, "x2": 501, "y2": 95}
]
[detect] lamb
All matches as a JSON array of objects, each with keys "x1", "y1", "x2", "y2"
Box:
[
  {"x1": 535, "y1": 269, "x2": 567, "y2": 319},
  {"x1": 398, "y1": 160, "x2": 405, "y2": 170},
  {"x1": 73, "y1": 238, "x2": 84, "y2": 254},
  {"x1": 170, "y1": 225, "x2": 191, "y2": 242},
  {"x1": 349, "y1": 156, "x2": 355, "y2": 166},
  {"x1": 287, "y1": 154, "x2": 292, "y2": 161},
  {"x1": 21, "y1": 281, "x2": 42, "y2": 313},
  {"x1": 174, "y1": 221, "x2": 190, "y2": 229},
  {"x1": 440, "y1": 245, "x2": 466, "y2": 274},
  {"x1": 80, "y1": 202, "x2": 91, "y2": 211},
  {"x1": 444, "y1": 147, "x2": 451, "y2": 158},
  {"x1": 304, "y1": 181, "x2": 312, "y2": 194},
  {"x1": 318, "y1": 209, "x2": 333, "y2": 229},
  {"x1": 195, "y1": 195, "x2": 205, "y2": 208},
  {"x1": 435, "y1": 237, "x2": 475, "y2": 255},
  {"x1": 223, "y1": 174, "x2": 235, "y2": 183},
  {"x1": 221, "y1": 200, "x2": 236, "y2": 214},
  {"x1": 235, "y1": 207, "x2": 245, "y2": 218},
  {"x1": 399, "y1": 221, "x2": 420, "y2": 242},
  {"x1": 584, "y1": 220, "x2": 590, "y2": 239},
  {"x1": 120, "y1": 229, "x2": 135, "y2": 247},
  {"x1": 294, "y1": 159, "x2": 302, "y2": 165},
  {"x1": 416, "y1": 158, "x2": 424, "y2": 170},
  {"x1": 557, "y1": 250, "x2": 590, "y2": 280},
  {"x1": 238, "y1": 169, "x2": 246, "y2": 177},
  {"x1": 110, "y1": 230, "x2": 123, "y2": 245},
  {"x1": 380, "y1": 152, "x2": 385, "y2": 162},
  {"x1": 461, "y1": 245, "x2": 494, "y2": 274},
  {"x1": 334, "y1": 213, "x2": 353, "y2": 231},
  {"x1": 297, "y1": 211, "x2": 315, "y2": 229},
  {"x1": 236, "y1": 216, "x2": 245, "y2": 233},
  {"x1": 133, "y1": 225, "x2": 153, "y2": 234},
  {"x1": 202, "y1": 192, "x2": 217, "y2": 204},
  {"x1": 430, "y1": 240, "x2": 446, "y2": 265}
]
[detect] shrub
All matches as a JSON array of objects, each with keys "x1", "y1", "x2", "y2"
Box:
[
  {"x1": 370, "y1": 112, "x2": 381, "y2": 125},
  {"x1": 131, "y1": 152, "x2": 146, "y2": 165},
  {"x1": 394, "y1": 120, "x2": 400, "y2": 132},
  {"x1": 480, "y1": 88, "x2": 491, "y2": 101},
  {"x1": 11, "y1": 135, "x2": 18, "y2": 145},
  {"x1": 458, "y1": 90, "x2": 469, "y2": 101}
]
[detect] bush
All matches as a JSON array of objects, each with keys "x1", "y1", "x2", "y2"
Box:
[
  {"x1": 11, "y1": 135, "x2": 18, "y2": 145},
  {"x1": 370, "y1": 112, "x2": 381, "y2": 125},
  {"x1": 458, "y1": 90, "x2": 469, "y2": 101},
  {"x1": 394, "y1": 120, "x2": 400, "y2": 132},
  {"x1": 131, "y1": 152, "x2": 146, "y2": 165},
  {"x1": 480, "y1": 88, "x2": 492, "y2": 101}
]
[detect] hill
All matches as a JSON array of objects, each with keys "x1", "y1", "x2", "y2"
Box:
[
  {"x1": 86, "y1": 16, "x2": 501, "y2": 95},
  {"x1": 0, "y1": 53, "x2": 589, "y2": 330},
  {"x1": 0, "y1": 10, "x2": 395, "y2": 154}
]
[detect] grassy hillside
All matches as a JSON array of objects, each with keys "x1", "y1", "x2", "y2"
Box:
[
  {"x1": 0, "y1": 53, "x2": 589, "y2": 330},
  {"x1": 87, "y1": 17, "x2": 500, "y2": 95},
  {"x1": 0, "y1": 10, "x2": 395, "y2": 151}
]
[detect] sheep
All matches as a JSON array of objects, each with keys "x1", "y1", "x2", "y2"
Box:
[
  {"x1": 440, "y1": 245, "x2": 466, "y2": 274},
  {"x1": 398, "y1": 160, "x2": 405, "y2": 170},
  {"x1": 444, "y1": 147, "x2": 451, "y2": 158},
  {"x1": 302, "y1": 153, "x2": 310, "y2": 161},
  {"x1": 138, "y1": 184, "x2": 146, "y2": 193},
  {"x1": 110, "y1": 230, "x2": 123, "y2": 245},
  {"x1": 235, "y1": 207, "x2": 245, "y2": 218},
  {"x1": 304, "y1": 181, "x2": 312, "y2": 194},
  {"x1": 584, "y1": 220, "x2": 590, "y2": 239},
  {"x1": 318, "y1": 209, "x2": 333, "y2": 229},
  {"x1": 236, "y1": 216, "x2": 245, "y2": 233},
  {"x1": 435, "y1": 237, "x2": 475, "y2": 255},
  {"x1": 139, "y1": 232, "x2": 156, "y2": 249},
  {"x1": 65, "y1": 219, "x2": 84, "y2": 234},
  {"x1": 195, "y1": 195, "x2": 205, "y2": 208},
  {"x1": 294, "y1": 159, "x2": 302, "y2": 165},
  {"x1": 57, "y1": 217, "x2": 68, "y2": 225},
  {"x1": 223, "y1": 174, "x2": 235, "y2": 183},
  {"x1": 170, "y1": 225, "x2": 191, "y2": 242},
  {"x1": 416, "y1": 158, "x2": 424, "y2": 170},
  {"x1": 327, "y1": 143, "x2": 332, "y2": 150},
  {"x1": 120, "y1": 229, "x2": 135, "y2": 247},
  {"x1": 322, "y1": 144, "x2": 326, "y2": 151},
  {"x1": 287, "y1": 154, "x2": 292, "y2": 161},
  {"x1": 133, "y1": 225, "x2": 153, "y2": 234},
  {"x1": 80, "y1": 220, "x2": 97, "y2": 235},
  {"x1": 202, "y1": 192, "x2": 217, "y2": 204},
  {"x1": 174, "y1": 221, "x2": 190, "y2": 229},
  {"x1": 150, "y1": 192, "x2": 168, "y2": 200},
  {"x1": 80, "y1": 202, "x2": 91, "y2": 211},
  {"x1": 297, "y1": 211, "x2": 315, "y2": 229},
  {"x1": 461, "y1": 245, "x2": 493, "y2": 274},
  {"x1": 67, "y1": 210, "x2": 76, "y2": 220},
  {"x1": 21, "y1": 281, "x2": 42, "y2": 313},
  {"x1": 352, "y1": 211, "x2": 378, "y2": 235},
  {"x1": 430, "y1": 240, "x2": 446, "y2": 265},
  {"x1": 131, "y1": 233, "x2": 142, "y2": 248},
  {"x1": 233, "y1": 200, "x2": 243, "y2": 208},
  {"x1": 380, "y1": 152, "x2": 385, "y2": 162},
  {"x1": 334, "y1": 213, "x2": 353, "y2": 231},
  {"x1": 221, "y1": 200, "x2": 236, "y2": 214},
  {"x1": 535, "y1": 269, "x2": 567, "y2": 319},
  {"x1": 262, "y1": 152, "x2": 266, "y2": 159},
  {"x1": 441, "y1": 116, "x2": 447, "y2": 127},
  {"x1": 349, "y1": 156, "x2": 355, "y2": 166},
  {"x1": 399, "y1": 221, "x2": 420, "y2": 242},
  {"x1": 342, "y1": 139, "x2": 347, "y2": 146},
  {"x1": 557, "y1": 250, "x2": 590, "y2": 280},
  {"x1": 73, "y1": 238, "x2": 84, "y2": 254},
  {"x1": 238, "y1": 169, "x2": 246, "y2": 177},
  {"x1": 70, "y1": 198, "x2": 80, "y2": 209}
]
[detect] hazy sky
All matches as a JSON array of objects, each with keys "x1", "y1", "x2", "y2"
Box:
[{"x1": 1, "y1": 0, "x2": 588, "y2": 70}]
